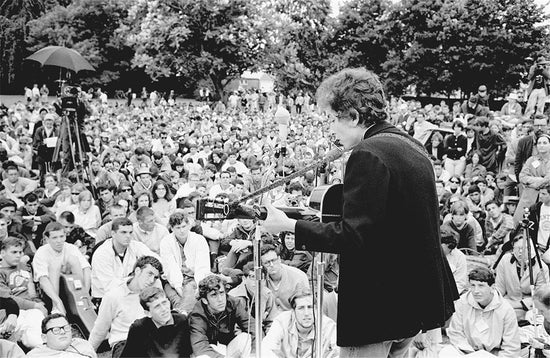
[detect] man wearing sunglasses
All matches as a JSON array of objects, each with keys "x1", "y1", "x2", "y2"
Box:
[{"x1": 27, "y1": 313, "x2": 96, "y2": 358}]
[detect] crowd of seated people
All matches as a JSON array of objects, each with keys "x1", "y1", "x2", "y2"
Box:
[{"x1": 2, "y1": 80, "x2": 550, "y2": 357}]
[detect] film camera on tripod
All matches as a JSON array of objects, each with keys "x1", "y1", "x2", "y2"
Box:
[
  {"x1": 52, "y1": 83, "x2": 91, "y2": 177},
  {"x1": 59, "y1": 84, "x2": 80, "y2": 112}
]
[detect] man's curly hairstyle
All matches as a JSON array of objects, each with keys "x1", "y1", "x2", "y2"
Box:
[
  {"x1": 316, "y1": 68, "x2": 388, "y2": 125},
  {"x1": 198, "y1": 274, "x2": 225, "y2": 299}
]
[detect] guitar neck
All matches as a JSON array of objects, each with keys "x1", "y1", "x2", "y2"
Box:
[{"x1": 237, "y1": 148, "x2": 344, "y2": 204}]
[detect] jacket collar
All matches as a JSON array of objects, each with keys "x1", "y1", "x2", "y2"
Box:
[
  {"x1": 363, "y1": 121, "x2": 403, "y2": 140},
  {"x1": 228, "y1": 282, "x2": 250, "y2": 302},
  {"x1": 467, "y1": 288, "x2": 504, "y2": 311}
]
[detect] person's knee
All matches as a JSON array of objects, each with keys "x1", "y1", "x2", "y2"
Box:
[
  {"x1": 19, "y1": 310, "x2": 45, "y2": 349},
  {"x1": 21, "y1": 331, "x2": 43, "y2": 349},
  {"x1": 227, "y1": 333, "x2": 251, "y2": 358}
]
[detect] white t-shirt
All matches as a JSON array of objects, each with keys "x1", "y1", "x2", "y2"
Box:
[
  {"x1": 538, "y1": 204, "x2": 550, "y2": 249},
  {"x1": 33, "y1": 243, "x2": 90, "y2": 282}
]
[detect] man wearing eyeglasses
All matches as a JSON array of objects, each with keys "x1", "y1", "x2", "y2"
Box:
[
  {"x1": 261, "y1": 244, "x2": 309, "y2": 312},
  {"x1": 27, "y1": 313, "x2": 96, "y2": 358}
]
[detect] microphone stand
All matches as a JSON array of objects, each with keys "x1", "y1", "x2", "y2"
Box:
[
  {"x1": 253, "y1": 222, "x2": 263, "y2": 357},
  {"x1": 315, "y1": 252, "x2": 325, "y2": 358},
  {"x1": 521, "y1": 207, "x2": 546, "y2": 357},
  {"x1": 314, "y1": 142, "x2": 333, "y2": 358}
]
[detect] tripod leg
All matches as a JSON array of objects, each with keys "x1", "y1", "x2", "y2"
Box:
[
  {"x1": 64, "y1": 115, "x2": 78, "y2": 182},
  {"x1": 73, "y1": 120, "x2": 96, "y2": 198},
  {"x1": 315, "y1": 253, "x2": 325, "y2": 358},
  {"x1": 73, "y1": 118, "x2": 84, "y2": 179}
]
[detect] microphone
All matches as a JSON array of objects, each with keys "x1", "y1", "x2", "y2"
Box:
[
  {"x1": 325, "y1": 147, "x2": 345, "y2": 162},
  {"x1": 274, "y1": 106, "x2": 290, "y2": 142}
]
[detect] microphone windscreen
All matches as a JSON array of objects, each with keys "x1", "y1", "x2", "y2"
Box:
[
  {"x1": 325, "y1": 147, "x2": 344, "y2": 162},
  {"x1": 274, "y1": 106, "x2": 290, "y2": 125}
]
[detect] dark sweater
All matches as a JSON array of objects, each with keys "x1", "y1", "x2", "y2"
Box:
[
  {"x1": 446, "y1": 221, "x2": 477, "y2": 252},
  {"x1": 0, "y1": 297, "x2": 19, "y2": 317},
  {"x1": 121, "y1": 312, "x2": 192, "y2": 358}
]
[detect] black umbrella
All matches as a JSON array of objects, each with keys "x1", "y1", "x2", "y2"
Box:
[{"x1": 25, "y1": 45, "x2": 95, "y2": 73}]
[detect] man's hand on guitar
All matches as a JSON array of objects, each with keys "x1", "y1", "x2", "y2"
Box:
[{"x1": 262, "y1": 200, "x2": 296, "y2": 234}]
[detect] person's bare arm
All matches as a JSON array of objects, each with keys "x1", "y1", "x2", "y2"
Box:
[{"x1": 38, "y1": 276, "x2": 65, "y2": 314}]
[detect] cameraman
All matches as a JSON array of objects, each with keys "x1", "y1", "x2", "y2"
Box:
[{"x1": 526, "y1": 56, "x2": 550, "y2": 117}]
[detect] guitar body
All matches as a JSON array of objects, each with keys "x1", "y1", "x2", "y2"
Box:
[
  {"x1": 308, "y1": 184, "x2": 343, "y2": 223},
  {"x1": 59, "y1": 274, "x2": 97, "y2": 338}
]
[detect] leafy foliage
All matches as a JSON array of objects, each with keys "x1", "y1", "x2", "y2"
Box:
[
  {"x1": 124, "y1": 0, "x2": 263, "y2": 98},
  {"x1": 26, "y1": 0, "x2": 134, "y2": 90},
  {"x1": 1, "y1": 0, "x2": 549, "y2": 98},
  {"x1": 0, "y1": 0, "x2": 45, "y2": 92},
  {"x1": 381, "y1": 0, "x2": 549, "y2": 96},
  {"x1": 253, "y1": 0, "x2": 341, "y2": 93}
]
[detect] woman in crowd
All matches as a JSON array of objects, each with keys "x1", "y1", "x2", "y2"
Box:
[
  {"x1": 425, "y1": 131, "x2": 445, "y2": 161},
  {"x1": 72, "y1": 190, "x2": 101, "y2": 238},
  {"x1": 517, "y1": 133, "x2": 550, "y2": 222},
  {"x1": 128, "y1": 190, "x2": 162, "y2": 224},
  {"x1": 151, "y1": 180, "x2": 176, "y2": 226},
  {"x1": 446, "y1": 175, "x2": 462, "y2": 196},
  {"x1": 53, "y1": 182, "x2": 86, "y2": 216},
  {"x1": 464, "y1": 150, "x2": 487, "y2": 181},
  {"x1": 41, "y1": 173, "x2": 61, "y2": 207},
  {"x1": 208, "y1": 150, "x2": 226, "y2": 172},
  {"x1": 172, "y1": 157, "x2": 186, "y2": 178},
  {"x1": 444, "y1": 120, "x2": 467, "y2": 177},
  {"x1": 279, "y1": 231, "x2": 313, "y2": 273}
]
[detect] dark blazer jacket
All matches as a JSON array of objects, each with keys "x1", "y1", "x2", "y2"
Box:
[
  {"x1": 295, "y1": 122, "x2": 457, "y2": 347},
  {"x1": 425, "y1": 141, "x2": 445, "y2": 161},
  {"x1": 32, "y1": 125, "x2": 58, "y2": 163},
  {"x1": 515, "y1": 135, "x2": 535, "y2": 181}
]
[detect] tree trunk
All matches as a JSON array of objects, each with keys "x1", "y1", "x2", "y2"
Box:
[{"x1": 210, "y1": 73, "x2": 236, "y2": 104}]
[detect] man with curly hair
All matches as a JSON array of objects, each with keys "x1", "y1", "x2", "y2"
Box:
[
  {"x1": 189, "y1": 274, "x2": 253, "y2": 358},
  {"x1": 263, "y1": 67, "x2": 457, "y2": 357}
]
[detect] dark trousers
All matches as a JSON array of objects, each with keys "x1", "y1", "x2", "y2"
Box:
[{"x1": 111, "y1": 340, "x2": 126, "y2": 358}]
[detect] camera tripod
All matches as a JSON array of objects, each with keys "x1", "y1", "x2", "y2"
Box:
[{"x1": 55, "y1": 109, "x2": 92, "y2": 188}]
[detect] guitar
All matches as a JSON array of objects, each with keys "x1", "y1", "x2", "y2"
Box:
[
  {"x1": 59, "y1": 274, "x2": 97, "y2": 338},
  {"x1": 308, "y1": 184, "x2": 342, "y2": 223},
  {"x1": 197, "y1": 183, "x2": 343, "y2": 222}
]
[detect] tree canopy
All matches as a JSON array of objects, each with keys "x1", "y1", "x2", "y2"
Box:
[{"x1": 2, "y1": 0, "x2": 549, "y2": 98}]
